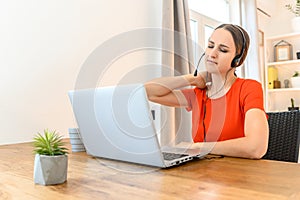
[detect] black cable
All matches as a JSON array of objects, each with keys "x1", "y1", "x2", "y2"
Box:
[
  {"x1": 202, "y1": 97, "x2": 208, "y2": 142},
  {"x1": 202, "y1": 69, "x2": 234, "y2": 142}
]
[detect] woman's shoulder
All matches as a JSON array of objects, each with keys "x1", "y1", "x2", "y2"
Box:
[
  {"x1": 233, "y1": 78, "x2": 263, "y2": 99},
  {"x1": 235, "y1": 78, "x2": 262, "y2": 88}
]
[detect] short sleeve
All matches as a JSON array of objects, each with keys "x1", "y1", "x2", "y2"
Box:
[{"x1": 240, "y1": 80, "x2": 265, "y2": 113}]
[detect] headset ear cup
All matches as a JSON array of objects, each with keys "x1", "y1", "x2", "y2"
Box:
[
  {"x1": 231, "y1": 56, "x2": 240, "y2": 68},
  {"x1": 231, "y1": 25, "x2": 246, "y2": 68}
]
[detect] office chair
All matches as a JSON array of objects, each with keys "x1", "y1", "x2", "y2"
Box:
[{"x1": 263, "y1": 111, "x2": 300, "y2": 163}]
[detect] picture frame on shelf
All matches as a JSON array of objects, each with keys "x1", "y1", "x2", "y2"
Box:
[
  {"x1": 274, "y1": 40, "x2": 292, "y2": 61},
  {"x1": 276, "y1": 46, "x2": 290, "y2": 61}
]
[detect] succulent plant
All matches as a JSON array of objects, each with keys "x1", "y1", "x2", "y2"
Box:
[
  {"x1": 33, "y1": 129, "x2": 68, "y2": 156},
  {"x1": 293, "y1": 71, "x2": 299, "y2": 77}
]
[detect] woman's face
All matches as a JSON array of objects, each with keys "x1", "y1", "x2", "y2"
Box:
[{"x1": 205, "y1": 28, "x2": 237, "y2": 75}]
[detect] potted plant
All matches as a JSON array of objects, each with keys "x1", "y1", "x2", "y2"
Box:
[
  {"x1": 288, "y1": 98, "x2": 299, "y2": 111},
  {"x1": 290, "y1": 71, "x2": 300, "y2": 88},
  {"x1": 285, "y1": 0, "x2": 300, "y2": 32},
  {"x1": 33, "y1": 129, "x2": 68, "y2": 185}
]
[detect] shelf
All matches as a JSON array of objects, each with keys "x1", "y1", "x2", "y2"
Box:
[
  {"x1": 267, "y1": 59, "x2": 300, "y2": 66},
  {"x1": 265, "y1": 32, "x2": 300, "y2": 112},
  {"x1": 268, "y1": 88, "x2": 300, "y2": 92}
]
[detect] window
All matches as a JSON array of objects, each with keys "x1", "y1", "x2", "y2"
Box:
[
  {"x1": 188, "y1": 0, "x2": 230, "y2": 22},
  {"x1": 189, "y1": 0, "x2": 230, "y2": 70}
]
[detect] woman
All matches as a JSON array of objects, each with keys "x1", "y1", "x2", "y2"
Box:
[{"x1": 144, "y1": 24, "x2": 269, "y2": 159}]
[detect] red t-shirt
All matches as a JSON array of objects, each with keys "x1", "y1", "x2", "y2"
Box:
[{"x1": 181, "y1": 78, "x2": 265, "y2": 142}]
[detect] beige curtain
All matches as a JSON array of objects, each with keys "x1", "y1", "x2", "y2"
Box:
[{"x1": 161, "y1": 0, "x2": 194, "y2": 146}]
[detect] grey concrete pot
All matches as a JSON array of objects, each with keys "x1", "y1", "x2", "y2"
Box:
[{"x1": 33, "y1": 154, "x2": 68, "y2": 185}]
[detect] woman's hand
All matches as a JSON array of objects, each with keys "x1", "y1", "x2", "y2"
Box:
[{"x1": 183, "y1": 72, "x2": 207, "y2": 89}]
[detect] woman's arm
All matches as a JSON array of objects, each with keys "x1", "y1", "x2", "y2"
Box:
[
  {"x1": 201, "y1": 108, "x2": 269, "y2": 159},
  {"x1": 144, "y1": 73, "x2": 206, "y2": 107}
]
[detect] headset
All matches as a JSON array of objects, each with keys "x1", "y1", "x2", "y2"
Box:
[
  {"x1": 231, "y1": 25, "x2": 246, "y2": 68},
  {"x1": 193, "y1": 25, "x2": 246, "y2": 77}
]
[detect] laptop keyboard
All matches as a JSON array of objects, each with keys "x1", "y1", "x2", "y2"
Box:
[{"x1": 162, "y1": 152, "x2": 189, "y2": 161}]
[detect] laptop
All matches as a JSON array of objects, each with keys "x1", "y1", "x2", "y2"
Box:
[{"x1": 68, "y1": 83, "x2": 207, "y2": 168}]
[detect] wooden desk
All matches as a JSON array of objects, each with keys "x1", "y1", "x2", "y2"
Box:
[{"x1": 1, "y1": 141, "x2": 300, "y2": 200}]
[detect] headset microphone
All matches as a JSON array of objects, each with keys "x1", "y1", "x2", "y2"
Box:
[{"x1": 193, "y1": 53, "x2": 205, "y2": 77}]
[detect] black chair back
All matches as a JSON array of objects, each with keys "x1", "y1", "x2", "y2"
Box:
[{"x1": 263, "y1": 111, "x2": 300, "y2": 162}]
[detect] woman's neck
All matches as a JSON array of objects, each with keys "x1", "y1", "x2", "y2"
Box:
[{"x1": 206, "y1": 72, "x2": 237, "y2": 99}]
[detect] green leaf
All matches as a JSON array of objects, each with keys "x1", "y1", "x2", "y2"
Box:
[
  {"x1": 33, "y1": 129, "x2": 68, "y2": 156},
  {"x1": 293, "y1": 71, "x2": 299, "y2": 77}
]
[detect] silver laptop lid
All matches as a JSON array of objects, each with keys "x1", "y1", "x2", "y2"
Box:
[{"x1": 68, "y1": 84, "x2": 167, "y2": 167}]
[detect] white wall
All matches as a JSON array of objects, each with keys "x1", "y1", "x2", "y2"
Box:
[
  {"x1": 257, "y1": 0, "x2": 295, "y2": 37},
  {"x1": 0, "y1": 0, "x2": 162, "y2": 145}
]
